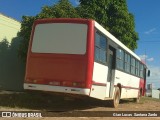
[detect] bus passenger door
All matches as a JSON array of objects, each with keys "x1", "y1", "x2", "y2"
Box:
[{"x1": 106, "y1": 46, "x2": 116, "y2": 98}]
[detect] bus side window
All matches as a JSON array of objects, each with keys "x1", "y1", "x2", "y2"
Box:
[
  {"x1": 124, "y1": 53, "x2": 130, "y2": 73},
  {"x1": 140, "y1": 64, "x2": 144, "y2": 78},
  {"x1": 135, "y1": 61, "x2": 140, "y2": 77},
  {"x1": 95, "y1": 31, "x2": 107, "y2": 64},
  {"x1": 95, "y1": 33, "x2": 100, "y2": 62},
  {"x1": 117, "y1": 48, "x2": 124, "y2": 70},
  {"x1": 131, "y1": 57, "x2": 136, "y2": 75}
]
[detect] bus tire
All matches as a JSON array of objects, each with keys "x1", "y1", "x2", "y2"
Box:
[
  {"x1": 111, "y1": 87, "x2": 120, "y2": 108},
  {"x1": 134, "y1": 89, "x2": 141, "y2": 103}
]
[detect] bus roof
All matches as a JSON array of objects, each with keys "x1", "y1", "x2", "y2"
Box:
[{"x1": 94, "y1": 21, "x2": 141, "y2": 61}]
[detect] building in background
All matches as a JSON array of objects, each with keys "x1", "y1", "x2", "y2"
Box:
[{"x1": 0, "y1": 13, "x2": 21, "y2": 43}]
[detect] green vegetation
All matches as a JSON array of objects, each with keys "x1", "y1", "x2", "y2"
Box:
[
  {"x1": 0, "y1": 38, "x2": 9, "y2": 53},
  {"x1": 141, "y1": 96, "x2": 160, "y2": 102},
  {"x1": 18, "y1": 0, "x2": 138, "y2": 61},
  {"x1": 0, "y1": 37, "x2": 25, "y2": 91},
  {"x1": 107, "y1": 0, "x2": 139, "y2": 50}
]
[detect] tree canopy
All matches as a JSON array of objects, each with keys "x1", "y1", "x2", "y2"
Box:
[
  {"x1": 106, "y1": 0, "x2": 138, "y2": 50},
  {"x1": 0, "y1": 38, "x2": 9, "y2": 53},
  {"x1": 18, "y1": 0, "x2": 138, "y2": 61},
  {"x1": 78, "y1": 0, "x2": 111, "y2": 30},
  {"x1": 79, "y1": 0, "x2": 138, "y2": 50}
]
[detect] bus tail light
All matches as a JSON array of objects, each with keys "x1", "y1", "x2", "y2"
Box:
[
  {"x1": 25, "y1": 79, "x2": 32, "y2": 83},
  {"x1": 25, "y1": 78, "x2": 46, "y2": 84},
  {"x1": 62, "y1": 81, "x2": 72, "y2": 86},
  {"x1": 25, "y1": 79, "x2": 38, "y2": 83},
  {"x1": 62, "y1": 81, "x2": 85, "y2": 88},
  {"x1": 49, "y1": 81, "x2": 60, "y2": 86},
  {"x1": 72, "y1": 82, "x2": 85, "y2": 88}
]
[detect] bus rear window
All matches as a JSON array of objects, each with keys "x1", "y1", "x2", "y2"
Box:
[{"x1": 31, "y1": 23, "x2": 87, "y2": 54}]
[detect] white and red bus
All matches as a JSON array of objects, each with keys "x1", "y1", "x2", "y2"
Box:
[{"x1": 24, "y1": 18, "x2": 147, "y2": 107}]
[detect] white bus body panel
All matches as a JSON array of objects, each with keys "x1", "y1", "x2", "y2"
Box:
[
  {"x1": 90, "y1": 85, "x2": 106, "y2": 100},
  {"x1": 90, "y1": 62, "x2": 110, "y2": 100},
  {"x1": 92, "y1": 62, "x2": 108, "y2": 83},
  {"x1": 114, "y1": 70, "x2": 140, "y2": 98},
  {"x1": 90, "y1": 66, "x2": 140, "y2": 100}
]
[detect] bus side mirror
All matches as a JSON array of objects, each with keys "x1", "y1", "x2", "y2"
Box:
[{"x1": 147, "y1": 70, "x2": 150, "y2": 77}]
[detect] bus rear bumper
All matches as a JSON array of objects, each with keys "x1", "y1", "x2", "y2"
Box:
[{"x1": 24, "y1": 83, "x2": 90, "y2": 96}]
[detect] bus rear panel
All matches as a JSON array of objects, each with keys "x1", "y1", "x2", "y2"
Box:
[{"x1": 24, "y1": 18, "x2": 95, "y2": 96}]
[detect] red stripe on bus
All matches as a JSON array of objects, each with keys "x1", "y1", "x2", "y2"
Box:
[
  {"x1": 92, "y1": 81, "x2": 106, "y2": 86},
  {"x1": 114, "y1": 85, "x2": 139, "y2": 90}
]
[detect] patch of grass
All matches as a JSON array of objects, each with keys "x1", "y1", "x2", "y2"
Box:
[
  {"x1": 119, "y1": 96, "x2": 160, "y2": 105},
  {"x1": 141, "y1": 96, "x2": 160, "y2": 102},
  {"x1": 132, "y1": 97, "x2": 160, "y2": 105}
]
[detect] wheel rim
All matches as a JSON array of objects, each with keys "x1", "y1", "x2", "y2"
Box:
[
  {"x1": 115, "y1": 89, "x2": 120, "y2": 107},
  {"x1": 137, "y1": 90, "x2": 141, "y2": 102},
  {"x1": 116, "y1": 94, "x2": 119, "y2": 104}
]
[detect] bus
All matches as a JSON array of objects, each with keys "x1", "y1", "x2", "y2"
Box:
[{"x1": 24, "y1": 18, "x2": 148, "y2": 108}]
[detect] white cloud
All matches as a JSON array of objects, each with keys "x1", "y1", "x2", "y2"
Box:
[
  {"x1": 139, "y1": 55, "x2": 147, "y2": 60},
  {"x1": 138, "y1": 55, "x2": 154, "y2": 62},
  {"x1": 144, "y1": 28, "x2": 156, "y2": 35},
  {"x1": 147, "y1": 57, "x2": 154, "y2": 62}
]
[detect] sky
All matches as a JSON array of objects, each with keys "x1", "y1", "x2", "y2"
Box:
[
  {"x1": 0, "y1": 0, "x2": 160, "y2": 89},
  {"x1": 127, "y1": 0, "x2": 160, "y2": 89}
]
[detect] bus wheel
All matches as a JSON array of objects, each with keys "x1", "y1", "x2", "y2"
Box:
[
  {"x1": 134, "y1": 90, "x2": 141, "y2": 103},
  {"x1": 111, "y1": 87, "x2": 120, "y2": 108}
]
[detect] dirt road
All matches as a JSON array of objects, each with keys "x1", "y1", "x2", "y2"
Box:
[{"x1": 0, "y1": 91, "x2": 160, "y2": 120}]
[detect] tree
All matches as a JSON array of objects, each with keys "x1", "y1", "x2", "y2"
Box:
[
  {"x1": 38, "y1": 0, "x2": 79, "y2": 18},
  {"x1": 107, "y1": 0, "x2": 138, "y2": 50},
  {"x1": 78, "y1": 0, "x2": 111, "y2": 30},
  {"x1": 0, "y1": 38, "x2": 9, "y2": 54},
  {"x1": 18, "y1": 16, "x2": 36, "y2": 61},
  {"x1": 79, "y1": 0, "x2": 138, "y2": 50},
  {"x1": 0, "y1": 38, "x2": 10, "y2": 74},
  {"x1": 18, "y1": 0, "x2": 79, "y2": 61},
  {"x1": 10, "y1": 33, "x2": 23, "y2": 52}
]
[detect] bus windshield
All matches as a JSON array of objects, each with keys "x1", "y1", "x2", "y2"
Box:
[{"x1": 31, "y1": 23, "x2": 88, "y2": 54}]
